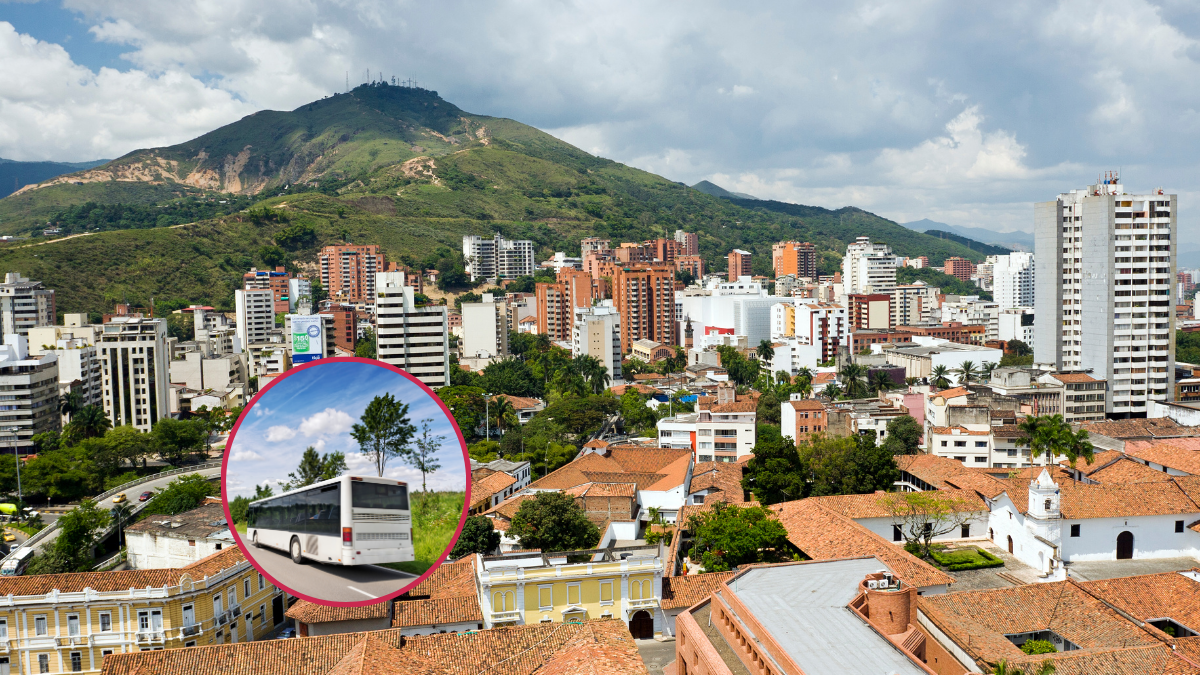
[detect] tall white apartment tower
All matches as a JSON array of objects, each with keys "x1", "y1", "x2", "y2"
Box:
[
  {"x1": 991, "y1": 252, "x2": 1035, "y2": 310},
  {"x1": 463, "y1": 234, "x2": 536, "y2": 283},
  {"x1": 0, "y1": 273, "x2": 56, "y2": 338},
  {"x1": 841, "y1": 237, "x2": 898, "y2": 296},
  {"x1": 235, "y1": 289, "x2": 275, "y2": 346},
  {"x1": 99, "y1": 317, "x2": 170, "y2": 432},
  {"x1": 375, "y1": 272, "x2": 450, "y2": 387},
  {"x1": 1034, "y1": 174, "x2": 1175, "y2": 418}
]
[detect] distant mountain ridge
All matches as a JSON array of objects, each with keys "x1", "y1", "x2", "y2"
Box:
[
  {"x1": 899, "y1": 218, "x2": 1033, "y2": 251},
  {"x1": 0, "y1": 158, "x2": 108, "y2": 199},
  {"x1": 691, "y1": 180, "x2": 759, "y2": 200}
]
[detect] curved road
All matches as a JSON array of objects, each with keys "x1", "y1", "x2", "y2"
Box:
[{"x1": 245, "y1": 544, "x2": 417, "y2": 602}]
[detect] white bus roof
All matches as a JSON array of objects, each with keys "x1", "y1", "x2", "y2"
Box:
[{"x1": 248, "y1": 475, "x2": 408, "y2": 506}]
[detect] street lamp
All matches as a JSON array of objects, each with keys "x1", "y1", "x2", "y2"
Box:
[
  {"x1": 4, "y1": 427, "x2": 22, "y2": 507},
  {"x1": 483, "y1": 393, "x2": 492, "y2": 440}
]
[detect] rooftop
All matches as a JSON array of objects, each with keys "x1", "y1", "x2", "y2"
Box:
[
  {"x1": 391, "y1": 596, "x2": 482, "y2": 628},
  {"x1": 661, "y1": 571, "x2": 734, "y2": 610},
  {"x1": 124, "y1": 502, "x2": 232, "y2": 540},
  {"x1": 1124, "y1": 439, "x2": 1200, "y2": 475},
  {"x1": 1079, "y1": 417, "x2": 1200, "y2": 441}
]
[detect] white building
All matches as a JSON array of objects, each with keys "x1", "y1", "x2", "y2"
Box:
[
  {"x1": 940, "y1": 296, "x2": 1001, "y2": 340},
  {"x1": 463, "y1": 234, "x2": 536, "y2": 283},
  {"x1": 892, "y1": 281, "x2": 939, "y2": 326},
  {"x1": 992, "y1": 252, "x2": 1035, "y2": 310},
  {"x1": 842, "y1": 237, "x2": 898, "y2": 299},
  {"x1": 99, "y1": 317, "x2": 170, "y2": 432},
  {"x1": 768, "y1": 338, "x2": 820, "y2": 377},
  {"x1": 124, "y1": 503, "x2": 234, "y2": 569},
  {"x1": 572, "y1": 302, "x2": 622, "y2": 384},
  {"x1": 772, "y1": 300, "x2": 848, "y2": 365},
  {"x1": 883, "y1": 338, "x2": 1003, "y2": 380},
  {"x1": 998, "y1": 308, "x2": 1035, "y2": 345},
  {"x1": 0, "y1": 334, "x2": 59, "y2": 455},
  {"x1": 460, "y1": 293, "x2": 508, "y2": 361},
  {"x1": 375, "y1": 271, "x2": 450, "y2": 387},
  {"x1": 288, "y1": 277, "x2": 312, "y2": 312},
  {"x1": 676, "y1": 277, "x2": 786, "y2": 348},
  {"x1": 53, "y1": 338, "x2": 103, "y2": 415},
  {"x1": 987, "y1": 469, "x2": 1200, "y2": 580},
  {"x1": 0, "y1": 273, "x2": 55, "y2": 338},
  {"x1": 657, "y1": 384, "x2": 756, "y2": 462},
  {"x1": 1034, "y1": 177, "x2": 1175, "y2": 417},
  {"x1": 235, "y1": 289, "x2": 275, "y2": 347}
]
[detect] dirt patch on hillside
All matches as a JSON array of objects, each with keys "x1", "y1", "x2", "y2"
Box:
[{"x1": 349, "y1": 196, "x2": 397, "y2": 215}]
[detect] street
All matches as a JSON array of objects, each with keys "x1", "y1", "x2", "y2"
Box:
[{"x1": 246, "y1": 544, "x2": 418, "y2": 603}]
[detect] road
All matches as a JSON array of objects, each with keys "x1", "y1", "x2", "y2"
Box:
[{"x1": 246, "y1": 544, "x2": 418, "y2": 603}]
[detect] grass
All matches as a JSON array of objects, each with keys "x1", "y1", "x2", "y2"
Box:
[
  {"x1": 382, "y1": 490, "x2": 465, "y2": 576},
  {"x1": 929, "y1": 545, "x2": 1004, "y2": 571}
]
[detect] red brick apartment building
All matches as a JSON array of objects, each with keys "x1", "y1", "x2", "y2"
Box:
[{"x1": 319, "y1": 244, "x2": 386, "y2": 304}]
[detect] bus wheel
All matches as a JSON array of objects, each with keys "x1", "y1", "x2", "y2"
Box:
[
  {"x1": 290, "y1": 537, "x2": 304, "y2": 564},
  {"x1": 252, "y1": 532, "x2": 261, "y2": 549}
]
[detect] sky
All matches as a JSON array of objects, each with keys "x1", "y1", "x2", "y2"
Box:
[
  {"x1": 224, "y1": 360, "x2": 466, "y2": 498},
  {"x1": 3, "y1": 1, "x2": 1200, "y2": 245}
]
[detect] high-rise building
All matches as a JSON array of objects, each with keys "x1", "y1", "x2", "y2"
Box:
[
  {"x1": 611, "y1": 265, "x2": 676, "y2": 354},
  {"x1": 841, "y1": 237, "x2": 897, "y2": 296},
  {"x1": 992, "y1": 252, "x2": 1035, "y2": 310},
  {"x1": 0, "y1": 273, "x2": 55, "y2": 338},
  {"x1": 535, "y1": 282, "x2": 571, "y2": 342},
  {"x1": 1034, "y1": 175, "x2": 1176, "y2": 417},
  {"x1": 243, "y1": 267, "x2": 293, "y2": 313},
  {"x1": 460, "y1": 293, "x2": 508, "y2": 360},
  {"x1": 674, "y1": 230, "x2": 699, "y2": 256},
  {"x1": 846, "y1": 294, "x2": 891, "y2": 330},
  {"x1": 892, "y1": 281, "x2": 939, "y2": 326},
  {"x1": 288, "y1": 277, "x2": 312, "y2": 313},
  {"x1": 557, "y1": 267, "x2": 594, "y2": 320},
  {"x1": 462, "y1": 234, "x2": 535, "y2": 282},
  {"x1": 572, "y1": 301, "x2": 622, "y2": 383},
  {"x1": 648, "y1": 238, "x2": 681, "y2": 263},
  {"x1": 375, "y1": 272, "x2": 449, "y2": 387},
  {"x1": 99, "y1": 317, "x2": 170, "y2": 432},
  {"x1": 580, "y1": 237, "x2": 611, "y2": 256},
  {"x1": 943, "y1": 257, "x2": 975, "y2": 282},
  {"x1": 235, "y1": 289, "x2": 276, "y2": 347},
  {"x1": 0, "y1": 334, "x2": 59, "y2": 455},
  {"x1": 318, "y1": 303, "x2": 357, "y2": 352},
  {"x1": 676, "y1": 255, "x2": 704, "y2": 279},
  {"x1": 772, "y1": 241, "x2": 817, "y2": 279},
  {"x1": 318, "y1": 244, "x2": 386, "y2": 304},
  {"x1": 727, "y1": 249, "x2": 751, "y2": 280}
]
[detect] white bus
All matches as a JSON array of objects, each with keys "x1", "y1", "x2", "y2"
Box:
[
  {"x1": 247, "y1": 475, "x2": 414, "y2": 566},
  {"x1": 1, "y1": 548, "x2": 35, "y2": 576}
]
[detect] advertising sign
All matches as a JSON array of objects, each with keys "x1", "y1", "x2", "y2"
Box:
[{"x1": 290, "y1": 315, "x2": 324, "y2": 364}]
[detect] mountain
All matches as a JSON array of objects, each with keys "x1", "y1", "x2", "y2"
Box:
[
  {"x1": 0, "y1": 158, "x2": 108, "y2": 199},
  {"x1": 899, "y1": 218, "x2": 1034, "y2": 251},
  {"x1": 922, "y1": 230, "x2": 1012, "y2": 257},
  {"x1": 691, "y1": 180, "x2": 759, "y2": 200},
  {"x1": 0, "y1": 84, "x2": 992, "y2": 315}
]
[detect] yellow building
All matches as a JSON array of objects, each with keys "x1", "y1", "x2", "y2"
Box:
[
  {"x1": 0, "y1": 547, "x2": 285, "y2": 674},
  {"x1": 474, "y1": 546, "x2": 663, "y2": 639}
]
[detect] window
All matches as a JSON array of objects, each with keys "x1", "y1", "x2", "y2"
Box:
[
  {"x1": 0, "y1": 618, "x2": 7, "y2": 639},
  {"x1": 954, "y1": 456, "x2": 967, "y2": 462},
  {"x1": 599, "y1": 581, "x2": 614, "y2": 605},
  {"x1": 184, "y1": 641, "x2": 196, "y2": 648},
  {"x1": 567, "y1": 583, "x2": 581, "y2": 606},
  {"x1": 1177, "y1": 520, "x2": 1185, "y2": 533},
  {"x1": 102, "y1": 650, "x2": 113, "y2": 658},
  {"x1": 259, "y1": 574, "x2": 265, "y2": 591},
  {"x1": 229, "y1": 586, "x2": 237, "y2": 604},
  {"x1": 244, "y1": 579, "x2": 251, "y2": 598},
  {"x1": 214, "y1": 594, "x2": 223, "y2": 615},
  {"x1": 1044, "y1": 499, "x2": 1052, "y2": 511},
  {"x1": 953, "y1": 441, "x2": 967, "y2": 447},
  {"x1": 961, "y1": 524, "x2": 970, "y2": 538},
  {"x1": 974, "y1": 457, "x2": 987, "y2": 463},
  {"x1": 99, "y1": 612, "x2": 112, "y2": 632},
  {"x1": 137, "y1": 610, "x2": 162, "y2": 633},
  {"x1": 70, "y1": 651, "x2": 82, "y2": 672},
  {"x1": 538, "y1": 586, "x2": 553, "y2": 610},
  {"x1": 975, "y1": 441, "x2": 988, "y2": 448},
  {"x1": 38, "y1": 655, "x2": 48, "y2": 674},
  {"x1": 183, "y1": 605, "x2": 195, "y2": 627},
  {"x1": 34, "y1": 616, "x2": 47, "y2": 636},
  {"x1": 67, "y1": 614, "x2": 80, "y2": 636},
  {"x1": 259, "y1": 605, "x2": 267, "y2": 626},
  {"x1": 1070, "y1": 524, "x2": 1081, "y2": 537},
  {"x1": 893, "y1": 525, "x2": 902, "y2": 542},
  {"x1": 940, "y1": 441, "x2": 948, "y2": 447}
]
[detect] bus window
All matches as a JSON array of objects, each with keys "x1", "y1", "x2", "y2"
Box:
[{"x1": 352, "y1": 482, "x2": 409, "y2": 510}]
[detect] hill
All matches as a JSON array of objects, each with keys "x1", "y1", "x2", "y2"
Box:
[
  {"x1": 899, "y1": 218, "x2": 1033, "y2": 251},
  {"x1": 922, "y1": 230, "x2": 1011, "y2": 257},
  {"x1": 691, "y1": 180, "x2": 759, "y2": 200},
  {"x1": 0, "y1": 84, "x2": 993, "y2": 314},
  {"x1": 0, "y1": 158, "x2": 108, "y2": 199}
]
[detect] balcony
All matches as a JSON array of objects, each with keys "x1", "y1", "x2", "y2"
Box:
[
  {"x1": 180, "y1": 624, "x2": 202, "y2": 638},
  {"x1": 489, "y1": 609, "x2": 522, "y2": 623},
  {"x1": 624, "y1": 596, "x2": 660, "y2": 612},
  {"x1": 136, "y1": 631, "x2": 165, "y2": 644}
]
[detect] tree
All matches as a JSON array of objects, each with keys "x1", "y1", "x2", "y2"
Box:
[
  {"x1": 57, "y1": 390, "x2": 83, "y2": 423},
  {"x1": 1061, "y1": 427, "x2": 1095, "y2": 471},
  {"x1": 479, "y1": 358, "x2": 543, "y2": 398},
  {"x1": 140, "y1": 474, "x2": 218, "y2": 516},
  {"x1": 350, "y1": 393, "x2": 416, "y2": 476},
  {"x1": 741, "y1": 425, "x2": 806, "y2": 505},
  {"x1": 286, "y1": 447, "x2": 348, "y2": 488},
  {"x1": 799, "y1": 434, "x2": 899, "y2": 498},
  {"x1": 258, "y1": 245, "x2": 287, "y2": 268},
  {"x1": 880, "y1": 415, "x2": 923, "y2": 456},
  {"x1": 686, "y1": 502, "x2": 792, "y2": 572},
  {"x1": 980, "y1": 361, "x2": 998, "y2": 380},
  {"x1": 756, "y1": 339, "x2": 775, "y2": 364},
  {"x1": 67, "y1": 405, "x2": 111, "y2": 441},
  {"x1": 436, "y1": 386, "x2": 487, "y2": 436},
  {"x1": 822, "y1": 382, "x2": 843, "y2": 400},
  {"x1": 869, "y1": 370, "x2": 895, "y2": 393},
  {"x1": 954, "y1": 360, "x2": 979, "y2": 385},
  {"x1": 930, "y1": 365, "x2": 952, "y2": 389},
  {"x1": 1007, "y1": 340, "x2": 1033, "y2": 357},
  {"x1": 839, "y1": 363, "x2": 868, "y2": 399},
  {"x1": 152, "y1": 418, "x2": 206, "y2": 466},
  {"x1": 879, "y1": 492, "x2": 984, "y2": 559},
  {"x1": 620, "y1": 390, "x2": 658, "y2": 437},
  {"x1": 27, "y1": 499, "x2": 109, "y2": 574},
  {"x1": 253, "y1": 484, "x2": 274, "y2": 500},
  {"x1": 450, "y1": 515, "x2": 501, "y2": 558},
  {"x1": 1018, "y1": 414, "x2": 1071, "y2": 467},
  {"x1": 355, "y1": 328, "x2": 377, "y2": 359},
  {"x1": 990, "y1": 660, "x2": 1055, "y2": 675},
  {"x1": 104, "y1": 425, "x2": 155, "y2": 469},
  {"x1": 23, "y1": 446, "x2": 98, "y2": 501},
  {"x1": 229, "y1": 495, "x2": 251, "y2": 525},
  {"x1": 489, "y1": 396, "x2": 519, "y2": 439},
  {"x1": 408, "y1": 419, "x2": 445, "y2": 492},
  {"x1": 509, "y1": 491, "x2": 599, "y2": 552}
]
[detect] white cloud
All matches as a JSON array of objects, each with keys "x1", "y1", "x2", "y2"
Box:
[
  {"x1": 265, "y1": 425, "x2": 296, "y2": 442},
  {"x1": 230, "y1": 448, "x2": 264, "y2": 461},
  {"x1": 299, "y1": 407, "x2": 354, "y2": 437}
]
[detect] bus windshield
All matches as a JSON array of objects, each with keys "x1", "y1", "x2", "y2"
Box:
[{"x1": 352, "y1": 482, "x2": 409, "y2": 510}]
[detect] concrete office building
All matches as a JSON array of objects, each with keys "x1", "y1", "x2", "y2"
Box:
[
  {"x1": 772, "y1": 241, "x2": 817, "y2": 279},
  {"x1": 235, "y1": 288, "x2": 275, "y2": 350},
  {"x1": 99, "y1": 317, "x2": 170, "y2": 432},
  {"x1": 243, "y1": 267, "x2": 293, "y2": 313},
  {"x1": 727, "y1": 249, "x2": 751, "y2": 281},
  {"x1": 572, "y1": 301, "x2": 622, "y2": 383},
  {"x1": 375, "y1": 272, "x2": 449, "y2": 387},
  {"x1": 0, "y1": 273, "x2": 55, "y2": 338},
  {"x1": 1035, "y1": 175, "x2": 1176, "y2": 417},
  {"x1": 288, "y1": 277, "x2": 312, "y2": 312},
  {"x1": 0, "y1": 334, "x2": 59, "y2": 455},
  {"x1": 991, "y1": 251, "x2": 1035, "y2": 310},
  {"x1": 842, "y1": 237, "x2": 897, "y2": 296},
  {"x1": 460, "y1": 293, "x2": 508, "y2": 360},
  {"x1": 611, "y1": 265, "x2": 677, "y2": 354},
  {"x1": 319, "y1": 244, "x2": 386, "y2": 304},
  {"x1": 463, "y1": 234, "x2": 536, "y2": 283},
  {"x1": 892, "y1": 281, "x2": 939, "y2": 326}
]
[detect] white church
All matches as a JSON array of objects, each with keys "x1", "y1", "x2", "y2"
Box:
[{"x1": 985, "y1": 469, "x2": 1200, "y2": 581}]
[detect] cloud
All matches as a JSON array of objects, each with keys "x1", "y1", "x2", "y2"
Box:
[
  {"x1": 230, "y1": 448, "x2": 264, "y2": 461},
  {"x1": 265, "y1": 425, "x2": 296, "y2": 442},
  {"x1": 299, "y1": 407, "x2": 354, "y2": 437},
  {"x1": 252, "y1": 405, "x2": 272, "y2": 417}
]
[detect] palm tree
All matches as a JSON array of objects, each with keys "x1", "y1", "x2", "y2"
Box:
[
  {"x1": 1018, "y1": 414, "x2": 1070, "y2": 467},
  {"x1": 57, "y1": 391, "x2": 83, "y2": 423},
  {"x1": 869, "y1": 370, "x2": 894, "y2": 393},
  {"x1": 822, "y1": 382, "x2": 843, "y2": 400},
  {"x1": 930, "y1": 365, "x2": 952, "y2": 389},
  {"x1": 839, "y1": 363, "x2": 868, "y2": 399},
  {"x1": 795, "y1": 366, "x2": 814, "y2": 384},
  {"x1": 980, "y1": 361, "x2": 998, "y2": 380},
  {"x1": 756, "y1": 339, "x2": 775, "y2": 364},
  {"x1": 491, "y1": 396, "x2": 518, "y2": 437},
  {"x1": 1061, "y1": 427, "x2": 1095, "y2": 471},
  {"x1": 70, "y1": 405, "x2": 112, "y2": 440},
  {"x1": 954, "y1": 360, "x2": 979, "y2": 385}
]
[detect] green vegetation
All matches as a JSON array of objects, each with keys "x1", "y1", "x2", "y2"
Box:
[
  {"x1": 47, "y1": 196, "x2": 255, "y2": 234},
  {"x1": 27, "y1": 499, "x2": 109, "y2": 574},
  {"x1": 1019, "y1": 640, "x2": 1057, "y2": 656},
  {"x1": 685, "y1": 502, "x2": 794, "y2": 572},
  {"x1": 897, "y1": 265, "x2": 992, "y2": 301},
  {"x1": 450, "y1": 514, "x2": 501, "y2": 558},
  {"x1": 928, "y1": 545, "x2": 1004, "y2": 571},
  {"x1": 1179, "y1": 329, "x2": 1200, "y2": 364},
  {"x1": 923, "y1": 229, "x2": 1012, "y2": 256},
  {"x1": 880, "y1": 415, "x2": 923, "y2": 455},
  {"x1": 0, "y1": 84, "x2": 989, "y2": 316},
  {"x1": 284, "y1": 447, "x2": 347, "y2": 489},
  {"x1": 383, "y1": 490, "x2": 465, "y2": 575},
  {"x1": 509, "y1": 490, "x2": 600, "y2": 552},
  {"x1": 742, "y1": 427, "x2": 899, "y2": 505},
  {"x1": 137, "y1": 474, "x2": 219, "y2": 518}
]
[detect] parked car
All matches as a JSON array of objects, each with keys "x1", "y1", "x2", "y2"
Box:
[
  {"x1": 138, "y1": 491, "x2": 154, "y2": 502},
  {"x1": 112, "y1": 493, "x2": 127, "y2": 504},
  {"x1": 275, "y1": 628, "x2": 297, "y2": 639}
]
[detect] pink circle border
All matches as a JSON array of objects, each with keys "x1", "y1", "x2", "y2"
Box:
[{"x1": 219, "y1": 356, "x2": 472, "y2": 608}]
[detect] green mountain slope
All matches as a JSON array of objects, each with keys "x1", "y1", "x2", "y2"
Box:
[
  {"x1": 923, "y1": 229, "x2": 1011, "y2": 256},
  {"x1": 0, "y1": 84, "x2": 991, "y2": 314},
  {"x1": 0, "y1": 158, "x2": 108, "y2": 199}
]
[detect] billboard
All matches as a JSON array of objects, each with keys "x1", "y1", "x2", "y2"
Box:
[{"x1": 290, "y1": 315, "x2": 325, "y2": 364}]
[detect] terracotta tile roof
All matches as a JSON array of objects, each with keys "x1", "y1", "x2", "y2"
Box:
[
  {"x1": 1074, "y1": 450, "x2": 1128, "y2": 475},
  {"x1": 810, "y1": 489, "x2": 986, "y2": 520},
  {"x1": 400, "y1": 558, "x2": 476, "y2": 600},
  {"x1": 1087, "y1": 457, "x2": 1174, "y2": 485},
  {"x1": 917, "y1": 580, "x2": 1161, "y2": 668},
  {"x1": 811, "y1": 372, "x2": 837, "y2": 384},
  {"x1": 688, "y1": 462, "x2": 747, "y2": 503},
  {"x1": 928, "y1": 426, "x2": 990, "y2": 436},
  {"x1": 990, "y1": 424, "x2": 1025, "y2": 438},
  {"x1": 0, "y1": 545, "x2": 246, "y2": 596},
  {"x1": 578, "y1": 483, "x2": 638, "y2": 498},
  {"x1": 1080, "y1": 571, "x2": 1200, "y2": 635},
  {"x1": 708, "y1": 400, "x2": 757, "y2": 413},
  {"x1": 933, "y1": 387, "x2": 970, "y2": 399},
  {"x1": 471, "y1": 471, "x2": 518, "y2": 508},
  {"x1": 1052, "y1": 480, "x2": 1200, "y2": 519},
  {"x1": 579, "y1": 471, "x2": 666, "y2": 491},
  {"x1": 392, "y1": 596, "x2": 483, "y2": 628},
  {"x1": 528, "y1": 447, "x2": 691, "y2": 494},
  {"x1": 896, "y1": 454, "x2": 1010, "y2": 499},
  {"x1": 484, "y1": 494, "x2": 537, "y2": 521},
  {"x1": 1046, "y1": 372, "x2": 1099, "y2": 383},
  {"x1": 607, "y1": 384, "x2": 658, "y2": 396},
  {"x1": 1079, "y1": 417, "x2": 1200, "y2": 441},
  {"x1": 582, "y1": 439, "x2": 610, "y2": 449},
  {"x1": 1124, "y1": 441, "x2": 1200, "y2": 475},
  {"x1": 787, "y1": 399, "x2": 825, "y2": 411},
  {"x1": 661, "y1": 572, "x2": 734, "y2": 610},
  {"x1": 500, "y1": 396, "x2": 542, "y2": 410},
  {"x1": 773, "y1": 499, "x2": 954, "y2": 589},
  {"x1": 99, "y1": 619, "x2": 647, "y2": 675},
  {"x1": 287, "y1": 600, "x2": 390, "y2": 624}
]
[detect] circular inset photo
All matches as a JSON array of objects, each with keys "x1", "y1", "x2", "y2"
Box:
[{"x1": 221, "y1": 357, "x2": 469, "y2": 605}]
